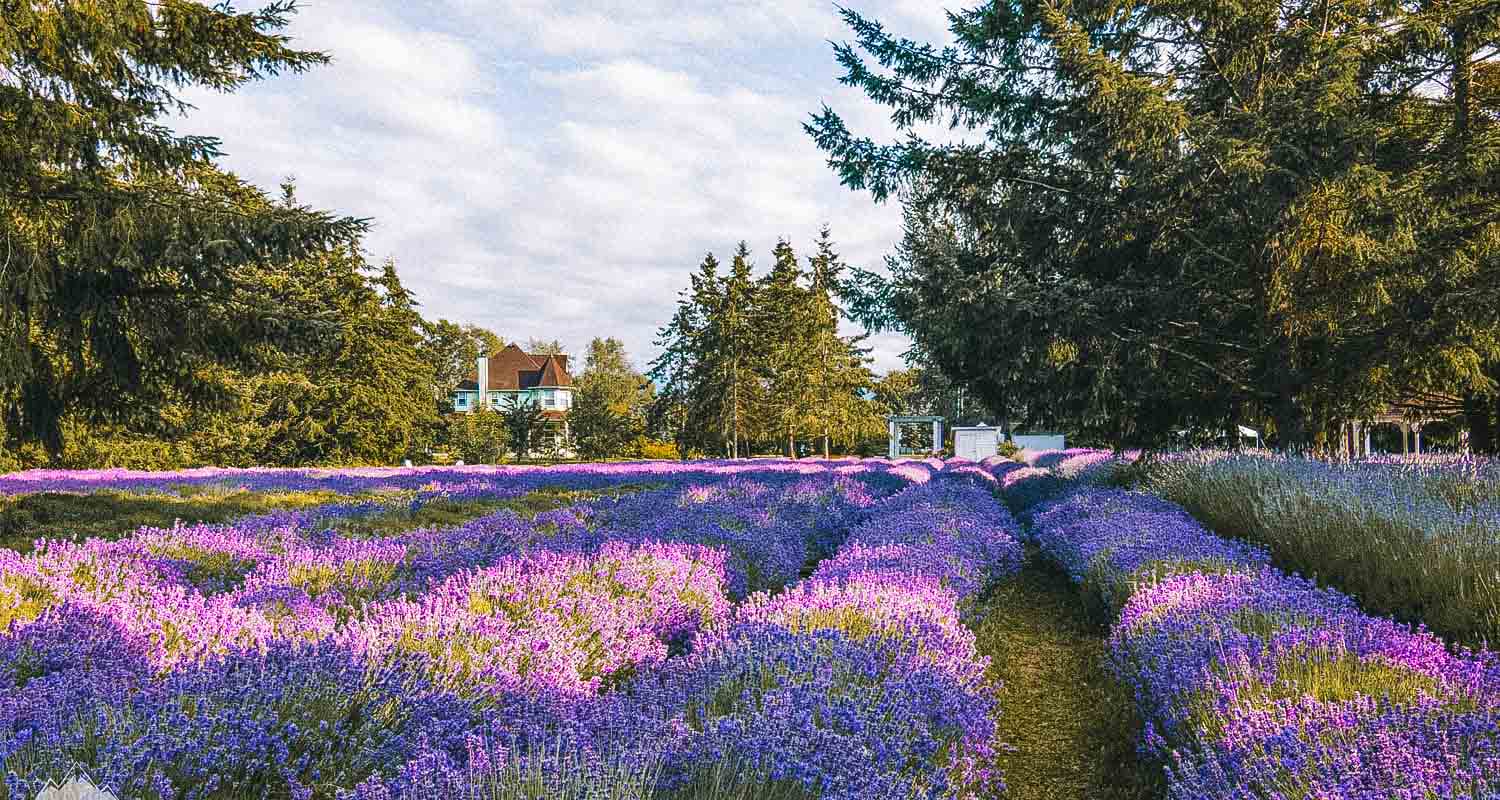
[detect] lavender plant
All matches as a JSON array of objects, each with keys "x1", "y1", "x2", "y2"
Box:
[{"x1": 1142, "y1": 451, "x2": 1500, "y2": 646}]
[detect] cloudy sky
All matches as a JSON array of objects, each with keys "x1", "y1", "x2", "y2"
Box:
[{"x1": 175, "y1": 1, "x2": 959, "y2": 373}]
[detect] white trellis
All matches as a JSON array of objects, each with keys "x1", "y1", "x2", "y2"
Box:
[{"x1": 887, "y1": 415, "x2": 944, "y2": 459}]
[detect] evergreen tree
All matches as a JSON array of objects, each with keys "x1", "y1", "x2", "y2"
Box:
[
  {"x1": 651, "y1": 238, "x2": 882, "y2": 458},
  {"x1": 2, "y1": 1, "x2": 364, "y2": 455},
  {"x1": 721, "y1": 242, "x2": 764, "y2": 457},
  {"x1": 754, "y1": 239, "x2": 817, "y2": 456},
  {"x1": 228, "y1": 253, "x2": 438, "y2": 465},
  {"x1": 650, "y1": 253, "x2": 724, "y2": 457},
  {"x1": 569, "y1": 387, "x2": 631, "y2": 460},
  {"x1": 806, "y1": 227, "x2": 878, "y2": 457},
  {"x1": 809, "y1": 0, "x2": 1500, "y2": 450}
]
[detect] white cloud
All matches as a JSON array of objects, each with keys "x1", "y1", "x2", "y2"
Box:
[{"x1": 172, "y1": 1, "x2": 960, "y2": 374}]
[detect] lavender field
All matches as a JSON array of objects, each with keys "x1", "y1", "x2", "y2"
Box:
[
  {"x1": 3, "y1": 454, "x2": 1499, "y2": 799},
  {"x1": 0, "y1": 459, "x2": 1027, "y2": 799}
]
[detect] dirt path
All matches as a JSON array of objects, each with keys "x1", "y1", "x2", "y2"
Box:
[{"x1": 974, "y1": 549, "x2": 1161, "y2": 799}]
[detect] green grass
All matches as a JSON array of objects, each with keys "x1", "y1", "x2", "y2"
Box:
[
  {"x1": 0, "y1": 489, "x2": 342, "y2": 551},
  {"x1": 0, "y1": 484, "x2": 652, "y2": 552},
  {"x1": 974, "y1": 550, "x2": 1162, "y2": 800}
]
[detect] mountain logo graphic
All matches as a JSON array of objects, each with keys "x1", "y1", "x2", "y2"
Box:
[{"x1": 34, "y1": 777, "x2": 117, "y2": 800}]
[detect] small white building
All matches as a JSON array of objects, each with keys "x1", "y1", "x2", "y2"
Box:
[
  {"x1": 953, "y1": 424, "x2": 1002, "y2": 461},
  {"x1": 1012, "y1": 433, "x2": 1066, "y2": 451}
]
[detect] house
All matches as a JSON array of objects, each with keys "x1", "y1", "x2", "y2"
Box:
[{"x1": 453, "y1": 344, "x2": 574, "y2": 423}]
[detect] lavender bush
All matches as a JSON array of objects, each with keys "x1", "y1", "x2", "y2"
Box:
[
  {"x1": 995, "y1": 453, "x2": 1500, "y2": 800},
  {"x1": 1142, "y1": 450, "x2": 1500, "y2": 646},
  {"x1": 0, "y1": 459, "x2": 1015, "y2": 800}
]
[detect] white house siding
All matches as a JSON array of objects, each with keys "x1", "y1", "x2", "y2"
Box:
[{"x1": 452, "y1": 388, "x2": 574, "y2": 412}]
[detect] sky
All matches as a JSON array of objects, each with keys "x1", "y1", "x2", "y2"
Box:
[{"x1": 174, "y1": 1, "x2": 960, "y2": 374}]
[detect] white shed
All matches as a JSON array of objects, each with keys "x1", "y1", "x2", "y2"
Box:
[
  {"x1": 953, "y1": 424, "x2": 1002, "y2": 461},
  {"x1": 1013, "y1": 433, "x2": 1066, "y2": 451}
]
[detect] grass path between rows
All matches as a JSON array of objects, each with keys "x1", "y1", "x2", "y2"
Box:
[{"x1": 975, "y1": 548, "x2": 1162, "y2": 800}]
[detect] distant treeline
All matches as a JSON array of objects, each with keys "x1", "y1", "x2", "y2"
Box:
[{"x1": 649, "y1": 230, "x2": 893, "y2": 459}]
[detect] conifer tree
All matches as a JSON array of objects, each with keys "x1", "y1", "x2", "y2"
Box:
[
  {"x1": 806, "y1": 227, "x2": 876, "y2": 457},
  {"x1": 810, "y1": 0, "x2": 1500, "y2": 449},
  {"x1": 755, "y1": 239, "x2": 817, "y2": 456},
  {"x1": 2, "y1": 1, "x2": 364, "y2": 454},
  {"x1": 720, "y1": 242, "x2": 764, "y2": 457},
  {"x1": 652, "y1": 238, "x2": 882, "y2": 458},
  {"x1": 651, "y1": 253, "x2": 725, "y2": 456}
]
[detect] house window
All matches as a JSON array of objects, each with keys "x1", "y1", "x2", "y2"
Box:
[
  {"x1": 542, "y1": 389, "x2": 557, "y2": 408},
  {"x1": 489, "y1": 392, "x2": 502, "y2": 409},
  {"x1": 454, "y1": 395, "x2": 468, "y2": 410}
]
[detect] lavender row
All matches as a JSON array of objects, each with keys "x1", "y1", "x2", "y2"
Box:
[
  {"x1": 0, "y1": 458, "x2": 920, "y2": 499},
  {"x1": 358, "y1": 466, "x2": 1024, "y2": 800},
  {"x1": 992, "y1": 455, "x2": 1500, "y2": 799},
  {"x1": 709, "y1": 471, "x2": 1026, "y2": 795},
  {"x1": 2, "y1": 463, "x2": 918, "y2": 798},
  {"x1": 0, "y1": 459, "x2": 1043, "y2": 799},
  {"x1": 1143, "y1": 450, "x2": 1500, "y2": 647}
]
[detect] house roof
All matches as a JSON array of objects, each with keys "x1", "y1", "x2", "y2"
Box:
[
  {"x1": 457, "y1": 344, "x2": 573, "y2": 392},
  {"x1": 536, "y1": 354, "x2": 571, "y2": 387}
]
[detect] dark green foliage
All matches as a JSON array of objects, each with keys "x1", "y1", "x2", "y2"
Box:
[
  {"x1": 755, "y1": 239, "x2": 817, "y2": 457},
  {"x1": 423, "y1": 321, "x2": 505, "y2": 409},
  {"x1": 570, "y1": 389, "x2": 635, "y2": 461},
  {"x1": 227, "y1": 254, "x2": 440, "y2": 466},
  {"x1": 571, "y1": 338, "x2": 652, "y2": 460},
  {"x1": 3, "y1": 248, "x2": 441, "y2": 468},
  {"x1": 649, "y1": 234, "x2": 881, "y2": 458},
  {"x1": 1, "y1": 0, "x2": 367, "y2": 453},
  {"x1": 501, "y1": 395, "x2": 547, "y2": 459},
  {"x1": 811, "y1": 0, "x2": 1500, "y2": 449}
]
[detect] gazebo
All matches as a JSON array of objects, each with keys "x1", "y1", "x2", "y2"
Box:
[
  {"x1": 1340, "y1": 407, "x2": 1438, "y2": 457},
  {"x1": 887, "y1": 415, "x2": 944, "y2": 459}
]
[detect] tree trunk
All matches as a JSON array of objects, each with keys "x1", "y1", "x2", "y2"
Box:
[
  {"x1": 1467, "y1": 392, "x2": 1496, "y2": 454},
  {"x1": 731, "y1": 357, "x2": 740, "y2": 459},
  {"x1": 1454, "y1": 23, "x2": 1473, "y2": 154},
  {"x1": 1273, "y1": 389, "x2": 1309, "y2": 453}
]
